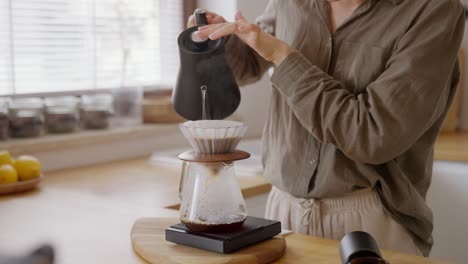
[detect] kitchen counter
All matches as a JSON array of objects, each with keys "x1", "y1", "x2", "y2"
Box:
[
  {"x1": 40, "y1": 158, "x2": 271, "y2": 210},
  {"x1": 0, "y1": 157, "x2": 449, "y2": 263}
]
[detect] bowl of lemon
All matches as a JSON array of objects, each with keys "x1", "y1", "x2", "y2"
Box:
[{"x1": 0, "y1": 150, "x2": 43, "y2": 195}]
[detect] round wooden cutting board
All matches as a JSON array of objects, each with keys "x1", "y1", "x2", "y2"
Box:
[{"x1": 131, "y1": 218, "x2": 286, "y2": 264}]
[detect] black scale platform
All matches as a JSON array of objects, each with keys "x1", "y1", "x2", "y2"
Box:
[{"x1": 165, "y1": 216, "x2": 281, "y2": 254}]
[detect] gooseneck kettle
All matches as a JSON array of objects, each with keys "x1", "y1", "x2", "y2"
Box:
[{"x1": 172, "y1": 9, "x2": 240, "y2": 121}]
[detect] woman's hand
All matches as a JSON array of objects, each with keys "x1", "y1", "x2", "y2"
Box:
[{"x1": 195, "y1": 11, "x2": 294, "y2": 66}]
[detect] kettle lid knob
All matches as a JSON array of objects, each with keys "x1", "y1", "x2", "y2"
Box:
[
  {"x1": 194, "y1": 9, "x2": 208, "y2": 26},
  {"x1": 190, "y1": 9, "x2": 209, "y2": 44}
]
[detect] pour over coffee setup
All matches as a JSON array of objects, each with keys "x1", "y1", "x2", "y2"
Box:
[
  {"x1": 165, "y1": 120, "x2": 282, "y2": 254},
  {"x1": 130, "y1": 119, "x2": 286, "y2": 263},
  {"x1": 130, "y1": 8, "x2": 286, "y2": 264}
]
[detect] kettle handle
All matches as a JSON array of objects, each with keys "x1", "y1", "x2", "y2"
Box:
[{"x1": 194, "y1": 9, "x2": 208, "y2": 26}]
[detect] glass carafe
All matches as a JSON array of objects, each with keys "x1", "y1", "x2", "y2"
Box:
[{"x1": 179, "y1": 161, "x2": 247, "y2": 233}]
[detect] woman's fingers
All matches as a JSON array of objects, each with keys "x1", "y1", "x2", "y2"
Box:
[
  {"x1": 196, "y1": 23, "x2": 226, "y2": 39},
  {"x1": 208, "y1": 15, "x2": 226, "y2": 24},
  {"x1": 193, "y1": 11, "x2": 259, "y2": 42},
  {"x1": 198, "y1": 20, "x2": 258, "y2": 40},
  {"x1": 198, "y1": 23, "x2": 225, "y2": 31},
  {"x1": 234, "y1": 11, "x2": 246, "y2": 22},
  {"x1": 187, "y1": 14, "x2": 196, "y2": 27},
  {"x1": 208, "y1": 22, "x2": 238, "y2": 40}
]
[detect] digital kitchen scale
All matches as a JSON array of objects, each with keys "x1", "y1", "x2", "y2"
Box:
[{"x1": 165, "y1": 216, "x2": 281, "y2": 254}]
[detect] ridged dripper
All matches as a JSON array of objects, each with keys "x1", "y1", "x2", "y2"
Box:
[{"x1": 179, "y1": 120, "x2": 247, "y2": 154}]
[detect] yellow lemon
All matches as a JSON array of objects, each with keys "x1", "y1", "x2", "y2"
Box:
[
  {"x1": 0, "y1": 164, "x2": 18, "y2": 184},
  {"x1": 13, "y1": 155, "x2": 42, "y2": 181},
  {"x1": 0, "y1": 150, "x2": 13, "y2": 166}
]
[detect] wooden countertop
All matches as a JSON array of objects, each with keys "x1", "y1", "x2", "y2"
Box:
[
  {"x1": 281, "y1": 234, "x2": 449, "y2": 264},
  {"x1": 0, "y1": 157, "x2": 449, "y2": 263},
  {"x1": 435, "y1": 132, "x2": 468, "y2": 162}
]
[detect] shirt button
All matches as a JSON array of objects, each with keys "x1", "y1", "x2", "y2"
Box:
[{"x1": 309, "y1": 159, "x2": 316, "y2": 165}]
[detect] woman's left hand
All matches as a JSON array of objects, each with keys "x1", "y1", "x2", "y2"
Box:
[{"x1": 195, "y1": 11, "x2": 294, "y2": 66}]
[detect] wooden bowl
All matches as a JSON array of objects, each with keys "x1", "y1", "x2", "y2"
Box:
[{"x1": 0, "y1": 174, "x2": 43, "y2": 195}]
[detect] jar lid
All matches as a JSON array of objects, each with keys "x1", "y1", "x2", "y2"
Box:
[
  {"x1": 45, "y1": 96, "x2": 79, "y2": 107},
  {"x1": 0, "y1": 97, "x2": 10, "y2": 113},
  {"x1": 46, "y1": 106, "x2": 76, "y2": 114},
  {"x1": 9, "y1": 98, "x2": 43, "y2": 110},
  {"x1": 81, "y1": 94, "x2": 113, "y2": 107},
  {"x1": 16, "y1": 109, "x2": 41, "y2": 118}
]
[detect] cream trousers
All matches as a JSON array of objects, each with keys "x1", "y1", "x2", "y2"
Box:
[{"x1": 265, "y1": 186, "x2": 422, "y2": 256}]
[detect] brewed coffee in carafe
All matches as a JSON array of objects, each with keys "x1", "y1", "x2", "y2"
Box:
[{"x1": 173, "y1": 9, "x2": 240, "y2": 120}]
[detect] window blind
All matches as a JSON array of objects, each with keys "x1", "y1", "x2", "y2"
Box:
[
  {"x1": 0, "y1": 1, "x2": 13, "y2": 95},
  {"x1": 0, "y1": 0, "x2": 183, "y2": 96}
]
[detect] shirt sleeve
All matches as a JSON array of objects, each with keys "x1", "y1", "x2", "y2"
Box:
[
  {"x1": 224, "y1": 0, "x2": 278, "y2": 86},
  {"x1": 270, "y1": 0, "x2": 465, "y2": 165}
]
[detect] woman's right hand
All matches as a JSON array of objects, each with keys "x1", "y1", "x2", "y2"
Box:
[{"x1": 187, "y1": 10, "x2": 227, "y2": 28}]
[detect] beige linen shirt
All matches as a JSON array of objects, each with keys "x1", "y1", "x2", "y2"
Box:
[{"x1": 225, "y1": 0, "x2": 465, "y2": 256}]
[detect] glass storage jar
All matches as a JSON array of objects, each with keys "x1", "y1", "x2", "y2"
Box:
[
  {"x1": 0, "y1": 98, "x2": 9, "y2": 140},
  {"x1": 111, "y1": 86, "x2": 143, "y2": 127},
  {"x1": 9, "y1": 98, "x2": 44, "y2": 138},
  {"x1": 45, "y1": 96, "x2": 79, "y2": 133},
  {"x1": 81, "y1": 94, "x2": 113, "y2": 129}
]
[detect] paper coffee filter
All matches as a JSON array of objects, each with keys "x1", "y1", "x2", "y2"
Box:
[{"x1": 180, "y1": 120, "x2": 248, "y2": 154}]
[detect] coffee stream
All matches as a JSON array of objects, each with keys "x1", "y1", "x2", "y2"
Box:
[{"x1": 201, "y1": 85, "x2": 208, "y2": 120}]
